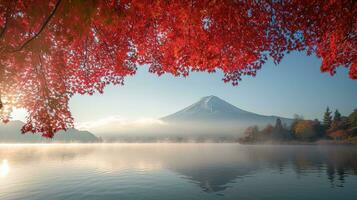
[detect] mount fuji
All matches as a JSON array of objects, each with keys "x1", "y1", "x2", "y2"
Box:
[{"x1": 162, "y1": 95, "x2": 292, "y2": 127}]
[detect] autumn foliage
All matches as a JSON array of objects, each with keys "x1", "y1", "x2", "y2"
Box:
[{"x1": 0, "y1": 0, "x2": 356, "y2": 137}]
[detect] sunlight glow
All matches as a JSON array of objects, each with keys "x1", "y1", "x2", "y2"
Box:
[
  {"x1": 1, "y1": 160, "x2": 10, "y2": 178},
  {"x1": 11, "y1": 108, "x2": 27, "y2": 122}
]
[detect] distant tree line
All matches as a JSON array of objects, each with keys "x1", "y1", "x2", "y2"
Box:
[{"x1": 239, "y1": 107, "x2": 357, "y2": 144}]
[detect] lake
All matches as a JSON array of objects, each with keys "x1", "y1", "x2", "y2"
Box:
[{"x1": 0, "y1": 144, "x2": 356, "y2": 200}]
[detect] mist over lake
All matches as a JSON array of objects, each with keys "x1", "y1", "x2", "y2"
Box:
[{"x1": 1, "y1": 144, "x2": 357, "y2": 200}]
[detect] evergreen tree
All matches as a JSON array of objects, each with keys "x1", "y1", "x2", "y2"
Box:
[
  {"x1": 273, "y1": 118, "x2": 284, "y2": 139},
  {"x1": 313, "y1": 119, "x2": 325, "y2": 138},
  {"x1": 349, "y1": 109, "x2": 357, "y2": 128},
  {"x1": 275, "y1": 118, "x2": 283, "y2": 130},
  {"x1": 323, "y1": 107, "x2": 332, "y2": 129},
  {"x1": 333, "y1": 109, "x2": 342, "y2": 122}
]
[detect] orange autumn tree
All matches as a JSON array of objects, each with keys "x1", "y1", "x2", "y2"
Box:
[{"x1": 0, "y1": 0, "x2": 356, "y2": 137}]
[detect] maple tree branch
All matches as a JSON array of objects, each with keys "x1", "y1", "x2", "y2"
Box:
[
  {"x1": 92, "y1": 24, "x2": 116, "y2": 64},
  {"x1": 0, "y1": 2, "x2": 12, "y2": 40},
  {"x1": 37, "y1": 55, "x2": 52, "y2": 104},
  {"x1": 11, "y1": 0, "x2": 62, "y2": 52},
  {"x1": 0, "y1": 14, "x2": 8, "y2": 39}
]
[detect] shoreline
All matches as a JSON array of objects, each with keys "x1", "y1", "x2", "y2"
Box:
[{"x1": 238, "y1": 139, "x2": 357, "y2": 145}]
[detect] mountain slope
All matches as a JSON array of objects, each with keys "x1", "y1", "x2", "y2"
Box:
[
  {"x1": 0, "y1": 121, "x2": 101, "y2": 143},
  {"x1": 161, "y1": 95, "x2": 292, "y2": 125}
]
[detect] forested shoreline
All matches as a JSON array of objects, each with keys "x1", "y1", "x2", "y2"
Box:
[{"x1": 239, "y1": 108, "x2": 357, "y2": 144}]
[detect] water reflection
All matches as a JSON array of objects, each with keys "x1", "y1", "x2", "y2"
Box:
[
  {"x1": 0, "y1": 159, "x2": 9, "y2": 178},
  {"x1": 243, "y1": 146, "x2": 357, "y2": 189},
  {"x1": 0, "y1": 144, "x2": 356, "y2": 196}
]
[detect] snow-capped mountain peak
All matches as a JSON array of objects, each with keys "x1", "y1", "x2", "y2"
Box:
[{"x1": 161, "y1": 95, "x2": 292, "y2": 125}]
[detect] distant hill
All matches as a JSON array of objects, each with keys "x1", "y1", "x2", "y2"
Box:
[{"x1": 0, "y1": 121, "x2": 101, "y2": 143}]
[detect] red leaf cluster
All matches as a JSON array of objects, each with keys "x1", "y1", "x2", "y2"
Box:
[{"x1": 0, "y1": 0, "x2": 355, "y2": 137}]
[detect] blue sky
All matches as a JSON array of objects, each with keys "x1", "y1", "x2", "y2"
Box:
[{"x1": 68, "y1": 51, "x2": 357, "y2": 124}]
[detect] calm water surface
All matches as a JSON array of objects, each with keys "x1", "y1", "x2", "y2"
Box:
[{"x1": 0, "y1": 144, "x2": 357, "y2": 200}]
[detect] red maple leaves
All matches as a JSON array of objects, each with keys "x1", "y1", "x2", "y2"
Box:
[{"x1": 0, "y1": 0, "x2": 356, "y2": 137}]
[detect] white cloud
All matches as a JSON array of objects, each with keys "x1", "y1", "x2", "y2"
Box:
[{"x1": 11, "y1": 108, "x2": 27, "y2": 122}]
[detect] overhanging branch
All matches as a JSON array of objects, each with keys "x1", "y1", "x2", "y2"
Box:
[{"x1": 11, "y1": 0, "x2": 62, "y2": 52}]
